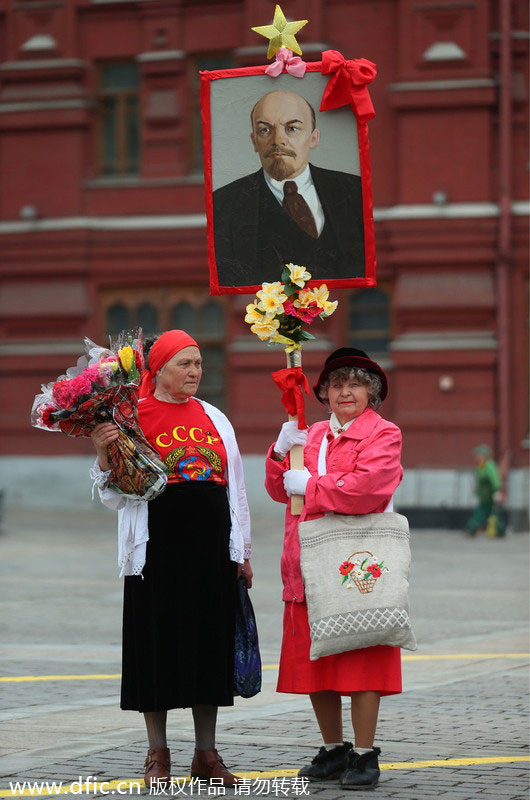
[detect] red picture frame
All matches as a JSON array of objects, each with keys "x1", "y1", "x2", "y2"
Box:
[{"x1": 200, "y1": 60, "x2": 377, "y2": 295}]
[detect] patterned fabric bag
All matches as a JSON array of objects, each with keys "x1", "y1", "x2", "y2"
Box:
[
  {"x1": 299, "y1": 512, "x2": 417, "y2": 660},
  {"x1": 233, "y1": 575, "x2": 262, "y2": 698}
]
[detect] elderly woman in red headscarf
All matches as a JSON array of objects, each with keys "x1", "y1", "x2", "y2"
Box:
[{"x1": 90, "y1": 330, "x2": 252, "y2": 788}]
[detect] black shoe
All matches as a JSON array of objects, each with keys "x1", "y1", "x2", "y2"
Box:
[
  {"x1": 340, "y1": 747, "x2": 381, "y2": 790},
  {"x1": 298, "y1": 742, "x2": 353, "y2": 781}
]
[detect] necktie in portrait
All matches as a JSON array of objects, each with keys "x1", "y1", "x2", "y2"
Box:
[{"x1": 282, "y1": 181, "x2": 318, "y2": 238}]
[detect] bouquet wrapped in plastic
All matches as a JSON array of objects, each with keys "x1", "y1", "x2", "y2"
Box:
[{"x1": 31, "y1": 329, "x2": 167, "y2": 501}]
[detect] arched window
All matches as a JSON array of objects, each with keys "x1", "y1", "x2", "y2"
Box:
[
  {"x1": 170, "y1": 302, "x2": 196, "y2": 334},
  {"x1": 106, "y1": 302, "x2": 130, "y2": 335},
  {"x1": 169, "y1": 300, "x2": 225, "y2": 409},
  {"x1": 136, "y1": 302, "x2": 158, "y2": 336},
  {"x1": 101, "y1": 289, "x2": 227, "y2": 410},
  {"x1": 202, "y1": 300, "x2": 224, "y2": 335},
  {"x1": 348, "y1": 288, "x2": 391, "y2": 357}
]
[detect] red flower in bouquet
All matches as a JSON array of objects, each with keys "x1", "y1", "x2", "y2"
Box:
[
  {"x1": 283, "y1": 297, "x2": 322, "y2": 324},
  {"x1": 366, "y1": 564, "x2": 382, "y2": 578},
  {"x1": 51, "y1": 364, "x2": 112, "y2": 409},
  {"x1": 31, "y1": 329, "x2": 167, "y2": 500},
  {"x1": 244, "y1": 263, "x2": 338, "y2": 354},
  {"x1": 41, "y1": 406, "x2": 59, "y2": 428},
  {"x1": 339, "y1": 561, "x2": 354, "y2": 575},
  {"x1": 51, "y1": 379, "x2": 73, "y2": 409}
]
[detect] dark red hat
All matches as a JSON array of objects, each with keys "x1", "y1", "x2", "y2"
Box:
[{"x1": 313, "y1": 347, "x2": 388, "y2": 404}]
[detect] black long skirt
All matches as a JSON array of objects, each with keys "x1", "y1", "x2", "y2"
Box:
[{"x1": 120, "y1": 482, "x2": 237, "y2": 711}]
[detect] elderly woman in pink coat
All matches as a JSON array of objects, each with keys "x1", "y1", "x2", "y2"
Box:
[{"x1": 265, "y1": 348, "x2": 403, "y2": 790}]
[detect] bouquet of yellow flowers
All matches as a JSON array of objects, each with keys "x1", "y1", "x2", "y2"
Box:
[{"x1": 244, "y1": 263, "x2": 337, "y2": 353}]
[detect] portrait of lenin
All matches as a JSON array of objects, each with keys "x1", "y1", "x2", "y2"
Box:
[{"x1": 212, "y1": 89, "x2": 365, "y2": 288}]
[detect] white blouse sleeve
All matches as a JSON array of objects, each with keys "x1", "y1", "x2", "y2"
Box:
[
  {"x1": 89, "y1": 459, "x2": 128, "y2": 510},
  {"x1": 89, "y1": 458, "x2": 149, "y2": 576}
]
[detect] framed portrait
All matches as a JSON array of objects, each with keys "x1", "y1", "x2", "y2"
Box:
[{"x1": 200, "y1": 62, "x2": 376, "y2": 295}]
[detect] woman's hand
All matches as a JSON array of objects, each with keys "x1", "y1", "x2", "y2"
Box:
[
  {"x1": 274, "y1": 421, "x2": 308, "y2": 459},
  {"x1": 91, "y1": 422, "x2": 119, "y2": 471},
  {"x1": 283, "y1": 467, "x2": 311, "y2": 497},
  {"x1": 238, "y1": 559, "x2": 253, "y2": 588}
]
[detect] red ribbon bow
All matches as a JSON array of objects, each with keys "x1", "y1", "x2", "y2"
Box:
[
  {"x1": 271, "y1": 367, "x2": 310, "y2": 430},
  {"x1": 320, "y1": 50, "x2": 377, "y2": 122}
]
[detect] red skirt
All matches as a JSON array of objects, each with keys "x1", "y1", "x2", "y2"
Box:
[{"x1": 277, "y1": 601, "x2": 402, "y2": 697}]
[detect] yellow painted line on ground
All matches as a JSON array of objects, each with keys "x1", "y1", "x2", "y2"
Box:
[
  {"x1": 381, "y1": 756, "x2": 530, "y2": 770},
  {"x1": 1, "y1": 654, "x2": 528, "y2": 682},
  {"x1": 2, "y1": 758, "x2": 529, "y2": 797},
  {"x1": 0, "y1": 675, "x2": 121, "y2": 683}
]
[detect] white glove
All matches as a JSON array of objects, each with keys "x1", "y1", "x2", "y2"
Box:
[
  {"x1": 274, "y1": 421, "x2": 308, "y2": 458},
  {"x1": 283, "y1": 467, "x2": 312, "y2": 497}
]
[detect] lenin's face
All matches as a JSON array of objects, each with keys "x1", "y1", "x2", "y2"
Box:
[{"x1": 250, "y1": 91, "x2": 320, "y2": 181}]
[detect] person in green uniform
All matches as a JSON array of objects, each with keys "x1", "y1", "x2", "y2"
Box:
[{"x1": 465, "y1": 444, "x2": 506, "y2": 536}]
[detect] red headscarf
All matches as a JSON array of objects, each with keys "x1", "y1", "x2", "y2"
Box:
[{"x1": 139, "y1": 330, "x2": 199, "y2": 398}]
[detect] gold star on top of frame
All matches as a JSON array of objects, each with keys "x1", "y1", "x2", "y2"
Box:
[{"x1": 251, "y1": 4, "x2": 308, "y2": 60}]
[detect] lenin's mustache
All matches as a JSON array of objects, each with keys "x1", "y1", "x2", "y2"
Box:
[{"x1": 265, "y1": 146, "x2": 296, "y2": 158}]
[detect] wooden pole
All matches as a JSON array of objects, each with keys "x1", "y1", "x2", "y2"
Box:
[{"x1": 286, "y1": 349, "x2": 304, "y2": 515}]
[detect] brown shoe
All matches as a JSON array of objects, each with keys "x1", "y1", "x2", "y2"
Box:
[
  {"x1": 190, "y1": 748, "x2": 239, "y2": 786},
  {"x1": 144, "y1": 747, "x2": 171, "y2": 788}
]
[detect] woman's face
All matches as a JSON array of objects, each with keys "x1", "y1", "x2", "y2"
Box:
[
  {"x1": 155, "y1": 346, "x2": 202, "y2": 402},
  {"x1": 327, "y1": 375, "x2": 369, "y2": 425}
]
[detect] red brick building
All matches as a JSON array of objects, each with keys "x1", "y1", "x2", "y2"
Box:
[{"x1": 0, "y1": 0, "x2": 528, "y2": 520}]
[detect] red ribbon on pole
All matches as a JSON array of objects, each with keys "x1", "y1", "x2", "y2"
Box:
[
  {"x1": 320, "y1": 50, "x2": 377, "y2": 122},
  {"x1": 271, "y1": 367, "x2": 310, "y2": 430}
]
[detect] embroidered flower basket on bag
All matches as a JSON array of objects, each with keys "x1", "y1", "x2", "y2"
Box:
[{"x1": 299, "y1": 512, "x2": 417, "y2": 660}]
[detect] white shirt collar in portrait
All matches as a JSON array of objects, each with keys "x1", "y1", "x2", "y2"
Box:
[{"x1": 263, "y1": 164, "x2": 325, "y2": 236}]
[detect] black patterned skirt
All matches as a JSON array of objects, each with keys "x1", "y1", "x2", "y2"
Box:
[{"x1": 120, "y1": 482, "x2": 237, "y2": 711}]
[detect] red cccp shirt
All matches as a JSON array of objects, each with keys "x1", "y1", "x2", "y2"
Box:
[{"x1": 139, "y1": 396, "x2": 227, "y2": 485}]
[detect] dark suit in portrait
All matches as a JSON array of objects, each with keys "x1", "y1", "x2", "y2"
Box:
[{"x1": 212, "y1": 164, "x2": 365, "y2": 288}]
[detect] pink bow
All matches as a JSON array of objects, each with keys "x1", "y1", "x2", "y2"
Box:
[
  {"x1": 265, "y1": 48, "x2": 307, "y2": 78},
  {"x1": 320, "y1": 50, "x2": 377, "y2": 122}
]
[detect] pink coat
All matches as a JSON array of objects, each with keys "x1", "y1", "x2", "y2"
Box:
[{"x1": 265, "y1": 407, "x2": 403, "y2": 603}]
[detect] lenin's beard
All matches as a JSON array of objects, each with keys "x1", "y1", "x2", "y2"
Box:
[{"x1": 264, "y1": 147, "x2": 297, "y2": 180}]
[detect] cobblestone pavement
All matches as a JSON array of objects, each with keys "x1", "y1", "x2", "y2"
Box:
[{"x1": 0, "y1": 506, "x2": 528, "y2": 800}]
